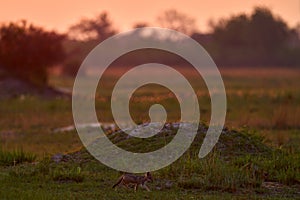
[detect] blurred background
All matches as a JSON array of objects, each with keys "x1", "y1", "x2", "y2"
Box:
[{"x1": 0, "y1": 0, "x2": 299, "y2": 156}]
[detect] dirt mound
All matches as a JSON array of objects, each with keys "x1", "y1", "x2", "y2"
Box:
[
  {"x1": 56, "y1": 123, "x2": 272, "y2": 163},
  {"x1": 105, "y1": 123, "x2": 272, "y2": 156}
]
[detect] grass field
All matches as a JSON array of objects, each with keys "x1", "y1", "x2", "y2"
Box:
[{"x1": 0, "y1": 67, "x2": 299, "y2": 199}]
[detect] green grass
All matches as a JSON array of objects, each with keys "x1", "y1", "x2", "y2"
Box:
[
  {"x1": 0, "y1": 148, "x2": 36, "y2": 166},
  {"x1": 0, "y1": 143, "x2": 299, "y2": 199},
  {"x1": 0, "y1": 67, "x2": 299, "y2": 199},
  {"x1": 1, "y1": 68, "x2": 300, "y2": 154}
]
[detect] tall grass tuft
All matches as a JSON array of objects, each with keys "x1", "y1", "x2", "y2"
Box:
[
  {"x1": 0, "y1": 148, "x2": 36, "y2": 166},
  {"x1": 177, "y1": 152, "x2": 262, "y2": 192},
  {"x1": 50, "y1": 165, "x2": 84, "y2": 183}
]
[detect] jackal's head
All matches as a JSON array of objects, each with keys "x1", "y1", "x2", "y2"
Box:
[{"x1": 145, "y1": 172, "x2": 153, "y2": 182}]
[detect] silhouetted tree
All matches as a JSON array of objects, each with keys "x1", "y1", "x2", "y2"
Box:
[
  {"x1": 210, "y1": 7, "x2": 297, "y2": 66},
  {"x1": 69, "y1": 12, "x2": 117, "y2": 41},
  {"x1": 249, "y1": 7, "x2": 290, "y2": 52},
  {"x1": 0, "y1": 21, "x2": 65, "y2": 88},
  {"x1": 157, "y1": 9, "x2": 196, "y2": 35},
  {"x1": 63, "y1": 12, "x2": 117, "y2": 77},
  {"x1": 211, "y1": 14, "x2": 250, "y2": 47}
]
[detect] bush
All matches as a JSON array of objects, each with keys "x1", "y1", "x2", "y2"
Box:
[{"x1": 0, "y1": 21, "x2": 65, "y2": 88}]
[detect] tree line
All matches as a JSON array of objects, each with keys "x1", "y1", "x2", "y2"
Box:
[
  {"x1": 204, "y1": 7, "x2": 300, "y2": 66},
  {"x1": 0, "y1": 7, "x2": 299, "y2": 88}
]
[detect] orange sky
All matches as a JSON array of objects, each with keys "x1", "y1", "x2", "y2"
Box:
[{"x1": 0, "y1": 0, "x2": 299, "y2": 33}]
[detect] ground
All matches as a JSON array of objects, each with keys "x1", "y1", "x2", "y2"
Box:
[{"x1": 0, "y1": 67, "x2": 299, "y2": 199}]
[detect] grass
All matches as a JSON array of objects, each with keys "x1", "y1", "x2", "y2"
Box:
[
  {"x1": 0, "y1": 67, "x2": 299, "y2": 199},
  {"x1": 1, "y1": 67, "x2": 300, "y2": 154},
  {"x1": 0, "y1": 148, "x2": 36, "y2": 166},
  {"x1": 0, "y1": 132, "x2": 299, "y2": 199}
]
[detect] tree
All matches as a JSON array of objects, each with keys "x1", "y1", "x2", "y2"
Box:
[
  {"x1": 210, "y1": 7, "x2": 295, "y2": 66},
  {"x1": 212, "y1": 14, "x2": 250, "y2": 47},
  {"x1": 69, "y1": 12, "x2": 117, "y2": 41},
  {"x1": 157, "y1": 9, "x2": 196, "y2": 35},
  {"x1": 0, "y1": 21, "x2": 65, "y2": 88},
  {"x1": 249, "y1": 7, "x2": 290, "y2": 52}
]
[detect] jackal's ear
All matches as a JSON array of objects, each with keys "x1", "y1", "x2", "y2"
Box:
[{"x1": 146, "y1": 172, "x2": 151, "y2": 176}]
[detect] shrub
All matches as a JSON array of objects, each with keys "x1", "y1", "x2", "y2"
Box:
[{"x1": 0, "y1": 21, "x2": 65, "y2": 88}]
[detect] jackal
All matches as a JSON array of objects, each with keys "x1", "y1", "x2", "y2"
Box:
[{"x1": 112, "y1": 172, "x2": 153, "y2": 191}]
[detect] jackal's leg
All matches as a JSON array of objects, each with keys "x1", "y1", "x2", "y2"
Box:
[
  {"x1": 122, "y1": 183, "x2": 130, "y2": 190},
  {"x1": 134, "y1": 184, "x2": 138, "y2": 192},
  {"x1": 142, "y1": 184, "x2": 151, "y2": 191}
]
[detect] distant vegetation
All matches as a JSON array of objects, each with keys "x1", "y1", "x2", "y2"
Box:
[
  {"x1": 0, "y1": 21, "x2": 65, "y2": 88},
  {"x1": 0, "y1": 6, "x2": 299, "y2": 86},
  {"x1": 62, "y1": 7, "x2": 300, "y2": 77},
  {"x1": 203, "y1": 7, "x2": 300, "y2": 66}
]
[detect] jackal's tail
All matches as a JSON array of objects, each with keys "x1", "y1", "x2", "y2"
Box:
[{"x1": 112, "y1": 177, "x2": 123, "y2": 188}]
